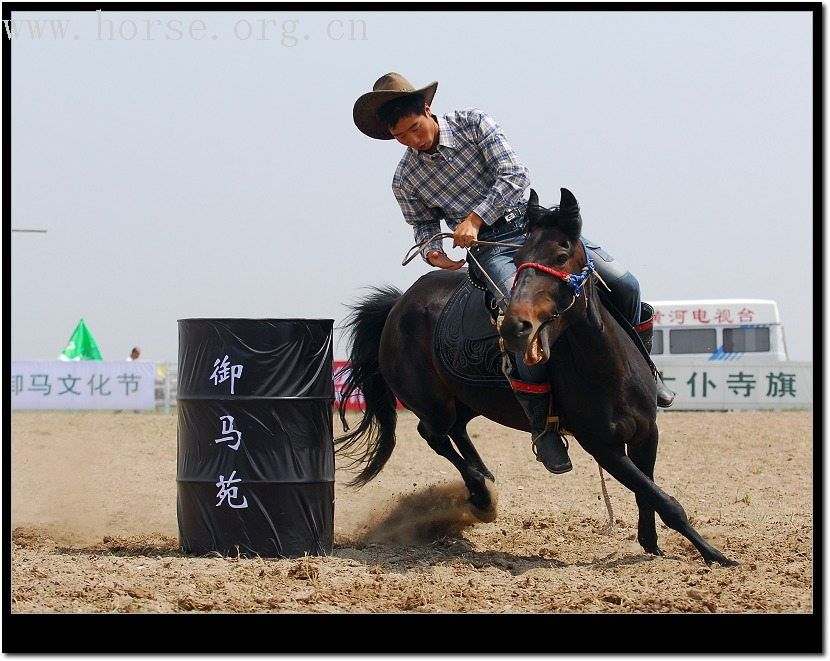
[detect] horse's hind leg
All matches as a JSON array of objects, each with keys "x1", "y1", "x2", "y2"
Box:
[
  {"x1": 416, "y1": 420, "x2": 494, "y2": 515},
  {"x1": 587, "y1": 441, "x2": 737, "y2": 567},
  {"x1": 626, "y1": 424, "x2": 661, "y2": 556}
]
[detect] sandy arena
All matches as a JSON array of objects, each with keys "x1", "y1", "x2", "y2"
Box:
[{"x1": 11, "y1": 409, "x2": 813, "y2": 619}]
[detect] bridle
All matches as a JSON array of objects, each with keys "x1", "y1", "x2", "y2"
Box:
[{"x1": 512, "y1": 237, "x2": 598, "y2": 322}]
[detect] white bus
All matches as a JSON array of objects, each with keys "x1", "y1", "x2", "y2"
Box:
[
  {"x1": 647, "y1": 299, "x2": 788, "y2": 364},
  {"x1": 644, "y1": 299, "x2": 812, "y2": 410}
]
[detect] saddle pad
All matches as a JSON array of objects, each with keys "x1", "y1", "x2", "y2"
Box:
[{"x1": 435, "y1": 277, "x2": 512, "y2": 389}]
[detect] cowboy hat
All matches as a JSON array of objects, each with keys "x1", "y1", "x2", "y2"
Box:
[{"x1": 353, "y1": 72, "x2": 438, "y2": 140}]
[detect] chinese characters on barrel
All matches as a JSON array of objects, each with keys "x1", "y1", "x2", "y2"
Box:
[
  {"x1": 210, "y1": 355, "x2": 243, "y2": 394},
  {"x1": 215, "y1": 415, "x2": 242, "y2": 451},
  {"x1": 215, "y1": 470, "x2": 248, "y2": 509},
  {"x1": 209, "y1": 354, "x2": 248, "y2": 509}
]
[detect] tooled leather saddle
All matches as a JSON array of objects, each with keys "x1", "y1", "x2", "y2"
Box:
[{"x1": 434, "y1": 269, "x2": 512, "y2": 390}]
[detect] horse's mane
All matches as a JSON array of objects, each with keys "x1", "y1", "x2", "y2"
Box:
[{"x1": 526, "y1": 203, "x2": 565, "y2": 229}]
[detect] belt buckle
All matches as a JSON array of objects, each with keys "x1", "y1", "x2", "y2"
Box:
[{"x1": 503, "y1": 209, "x2": 519, "y2": 223}]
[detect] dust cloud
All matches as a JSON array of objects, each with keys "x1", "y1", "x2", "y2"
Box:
[{"x1": 351, "y1": 481, "x2": 498, "y2": 545}]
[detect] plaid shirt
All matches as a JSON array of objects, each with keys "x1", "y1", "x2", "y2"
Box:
[{"x1": 392, "y1": 108, "x2": 530, "y2": 260}]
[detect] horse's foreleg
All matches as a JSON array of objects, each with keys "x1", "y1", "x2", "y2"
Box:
[
  {"x1": 587, "y1": 441, "x2": 737, "y2": 567},
  {"x1": 416, "y1": 421, "x2": 494, "y2": 516},
  {"x1": 448, "y1": 413, "x2": 495, "y2": 482},
  {"x1": 447, "y1": 420, "x2": 497, "y2": 522},
  {"x1": 625, "y1": 424, "x2": 661, "y2": 556}
]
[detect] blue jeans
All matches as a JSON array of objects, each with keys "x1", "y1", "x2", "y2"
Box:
[{"x1": 467, "y1": 216, "x2": 642, "y2": 383}]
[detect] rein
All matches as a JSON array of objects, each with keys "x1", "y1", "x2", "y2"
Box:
[
  {"x1": 402, "y1": 232, "x2": 524, "y2": 311},
  {"x1": 401, "y1": 232, "x2": 523, "y2": 266},
  {"x1": 401, "y1": 233, "x2": 607, "y2": 320}
]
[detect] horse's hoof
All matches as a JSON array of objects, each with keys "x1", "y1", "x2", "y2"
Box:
[
  {"x1": 470, "y1": 503, "x2": 498, "y2": 523},
  {"x1": 643, "y1": 545, "x2": 664, "y2": 557},
  {"x1": 468, "y1": 477, "x2": 498, "y2": 522},
  {"x1": 710, "y1": 556, "x2": 739, "y2": 568}
]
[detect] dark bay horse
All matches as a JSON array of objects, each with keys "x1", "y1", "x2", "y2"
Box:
[{"x1": 336, "y1": 188, "x2": 736, "y2": 567}]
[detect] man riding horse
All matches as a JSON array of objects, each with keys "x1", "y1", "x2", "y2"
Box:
[{"x1": 352, "y1": 72, "x2": 675, "y2": 476}]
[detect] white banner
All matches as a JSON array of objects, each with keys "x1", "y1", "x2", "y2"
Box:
[
  {"x1": 11, "y1": 361, "x2": 156, "y2": 410},
  {"x1": 653, "y1": 361, "x2": 813, "y2": 411}
]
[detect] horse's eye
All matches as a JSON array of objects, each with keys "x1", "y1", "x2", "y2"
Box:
[{"x1": 555, "y1": 254, "x2": 568, "y2": 266}]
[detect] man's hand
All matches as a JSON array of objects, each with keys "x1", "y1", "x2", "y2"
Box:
[
  {"x1": 452, "y1": 211, "x2": 485, "y2": 249},
  {"x1": 427, "y1": 250, "x2": 465, "y2": 270}
]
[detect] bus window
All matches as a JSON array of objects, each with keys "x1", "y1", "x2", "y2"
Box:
[
  {"x1": 723, "y1": 327, "x2": 771, "y2": 353},
  {"x1": 651, "y1": 330, "x2": 664, "y2": 354},
  {"x1": 669, "y1": 328, "x2": 717, "y2": 354}
]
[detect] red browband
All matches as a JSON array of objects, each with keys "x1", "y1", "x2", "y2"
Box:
[{"x1": 514, "y1": 262, "x2": 572, "y2": 282}]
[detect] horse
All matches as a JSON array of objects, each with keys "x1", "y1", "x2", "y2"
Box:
[{"x1": 336, "y1": 187, "x2": 736, "y2": 567}]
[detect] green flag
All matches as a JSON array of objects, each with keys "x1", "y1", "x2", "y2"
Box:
[{"x1": 58, "y1": 318, "x2": 102, "y2": 361}]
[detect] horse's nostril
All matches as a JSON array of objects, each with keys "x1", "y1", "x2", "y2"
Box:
[
  {"x1": 516, "y1": 319, "x2": 532, "y2": 337},
  {"x1": 503, "y1": 317, "x2": 532, "y2": 340}
]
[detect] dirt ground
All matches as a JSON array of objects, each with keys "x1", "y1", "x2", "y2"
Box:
[{"x1": 10, "y1": 409, "x2": 814, "y2": 624}]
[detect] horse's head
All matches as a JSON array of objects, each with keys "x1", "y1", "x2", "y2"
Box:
[{"x1": 501, "y1": 187, "x2": 600, "y2": 366}]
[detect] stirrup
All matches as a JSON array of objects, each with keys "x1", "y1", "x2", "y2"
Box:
[
  {"x1": 532, "y1": 434, "x2": 570, "y2": 458},
  {"x1": 531, "y1": 416, "x2": 568, "y2": 457},
  {"x1": 531, "y1": 416, "x2": 572, "y2": 474}
]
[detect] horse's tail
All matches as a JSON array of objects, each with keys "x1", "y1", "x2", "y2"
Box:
[{"x1": 335, "y1": 285, "x2": 402, "y2": 488}]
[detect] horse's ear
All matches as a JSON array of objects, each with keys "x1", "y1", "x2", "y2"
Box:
[
  {"x1": 560, "y1": 187, "x2": 577, "y2": 210},
  {"x1": 558, "y1": 187, "x2": 582, "y2": 240},
  {"x1": 525, "y1": 188, "x2": 542, "y2": 226}
]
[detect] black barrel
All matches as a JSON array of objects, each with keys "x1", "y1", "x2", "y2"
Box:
[{"x1": 176, "y1": 318, "x2": 334, "y2": 558}]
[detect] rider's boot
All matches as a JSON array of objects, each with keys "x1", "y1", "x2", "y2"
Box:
[
  {"x1": 500, "y1": 346, "x2": 572, "y2": 474},
  {"x1": 654, "y1": 374, "x2": 675, "y2": 408},
  {"x1": 496, "y1": 315, "x2": 573, "y2": 475},
  {"x1": 634, "y1": 315, "x2": 675, "y2": 408},
  {"x1": 511, "y1": 382, "x2": 573, "y2": 474}
]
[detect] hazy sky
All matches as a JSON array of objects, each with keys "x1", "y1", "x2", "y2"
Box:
[{"x1": 9, "y1": 8, "x2": 815, "y2": 363}]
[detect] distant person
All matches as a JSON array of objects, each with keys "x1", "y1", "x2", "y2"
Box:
[{"x1": 123, "y1": 346, "x2": 143, "y2": 414}]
